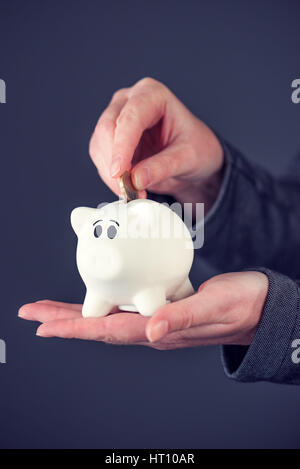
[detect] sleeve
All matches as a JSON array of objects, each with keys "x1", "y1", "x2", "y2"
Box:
[
  {"x1": 221, "y1": 267, "x2": 300, "y2": 385},
  {"x1": 197, "y1": 141, "x2": 300, "y2": 278}
]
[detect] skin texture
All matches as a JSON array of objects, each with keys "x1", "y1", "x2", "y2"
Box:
[{"x1": 19, "y1": 77, "x2": 269, "y2": 348}]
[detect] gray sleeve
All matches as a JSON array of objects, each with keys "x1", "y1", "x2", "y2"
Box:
[
  {"x1": 199, "y1": 141, "x2": 300, "y2": 278},
  {"x1": 221, "y1": 268, "x2": 300, "y2": 385}
]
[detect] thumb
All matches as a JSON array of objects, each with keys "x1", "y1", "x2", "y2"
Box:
[
  {"x1": 132, "y1": 143, "x2": 196, "y2": 190},
  {"x1": 145, "y1": 291, "x2": 212, "y2": 342}
]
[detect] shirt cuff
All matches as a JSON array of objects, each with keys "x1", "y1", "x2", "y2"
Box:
[{"x1": 221, "y1": 267, "x2": 300, "y2": 383}]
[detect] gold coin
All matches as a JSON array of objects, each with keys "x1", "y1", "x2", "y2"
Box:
[{"x1": 120, "y1": 171, "x2": 139, "y2": 202}]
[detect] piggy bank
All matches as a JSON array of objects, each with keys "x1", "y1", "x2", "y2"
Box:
[{"x1": 71, "y1": 199, "x2": 194, "y2": 317}]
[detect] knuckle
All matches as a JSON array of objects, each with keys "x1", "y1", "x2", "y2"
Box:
[
  {"x1": 179, "y1": 307, "x2": 193, "y2": 330},
  {"x1": 99, "y1": 115, "x2": 115, "y2": 132},
  {"x1": 137, "y1": 77, "x2": 157, "y2": 88},
  {"x1": 197, "y1": 279, "x2": 213, "y2": 294},
  {"x1": 117, "y1": 105, "x2": 139, "y2": 127},
  {"x1": 111, "y1": 87, "x2": 128, "y2": 101},
  {"x1": 134, "y1": 77, "x2": 166, "y2": 96}
]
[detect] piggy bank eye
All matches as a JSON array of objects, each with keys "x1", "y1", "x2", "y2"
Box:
[
  {"x1": 107, "y1": 225, "x2": 117, "y2": 239},
  {"x1": 93, "y1": 224, "x2": 103, "y2": 238}
]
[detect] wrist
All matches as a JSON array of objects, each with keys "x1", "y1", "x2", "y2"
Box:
[
  {"x1": 174, "y1": 165, "x2": 225, "y2": 216},
  {"x1": 174, "y1": 130, "x2": 224, "y2": 212},
  {"x1": 234, "y1": 271, "x2": 269, "y2": 346}
]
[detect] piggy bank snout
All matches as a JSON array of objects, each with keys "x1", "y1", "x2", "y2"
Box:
[
  {"x1": 96, "y1": 245, "x2": 122, "y2": 278},
  {"x1": 79, "y1": 243, "x2": 123, "y2": 280}
]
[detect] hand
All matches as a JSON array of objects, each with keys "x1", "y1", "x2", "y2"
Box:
[
  {"x1": 18, "y1": 271, "x2": 268, "y2": 349},
  {"x1": 89, "y1": 77, "x2": 224, "y2": 211}
]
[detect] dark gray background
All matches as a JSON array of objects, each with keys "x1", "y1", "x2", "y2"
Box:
[{"x1": 1, "y1": 0, "x2": 299, "y2": 449}]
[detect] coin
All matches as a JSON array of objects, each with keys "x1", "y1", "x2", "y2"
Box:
[{"x1": 120, "y1": 171, "x2": 140, "y2": 202}]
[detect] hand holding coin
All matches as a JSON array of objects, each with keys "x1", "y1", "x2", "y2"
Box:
[{"x1": 120, "y1": 171, "x2": 146, "y2": 202}]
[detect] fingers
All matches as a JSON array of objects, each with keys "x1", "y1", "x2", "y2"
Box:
[
  {"x1": 36, "y1": 312, "x2": 148, "y2": 343},
  {"x1": 18, "y1": 302, "x2": 82, "y2": 322},
  {"x1": 35, "y1": 300, "x2": 82, "y2": 311},
  {"x1": 110, "y1": 78, "x2": 168, "y2": 177},
  {"x1": 145, "y1": 287, "x2": 222, "y2": 342},
  {"x1": 95, "y1": 88, "x2": 129, "y2": 139},
  {"x1": 90, "y1": 78, "x2": 184, "y2": 194},
  {"x1": 132, "y1": 142, "x2": 195, "y2": 190},
  {"x1": 89, "y1": 89, "x2": 128, "y2": 196}
]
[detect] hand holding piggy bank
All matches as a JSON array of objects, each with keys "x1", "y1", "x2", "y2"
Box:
[{"x1": 71, "y1": 199, "x2": 194, "y2": 317}]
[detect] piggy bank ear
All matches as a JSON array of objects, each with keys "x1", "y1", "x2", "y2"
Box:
[{"x1": 71, "y1": 207, "x2": 96, "y2": 235}]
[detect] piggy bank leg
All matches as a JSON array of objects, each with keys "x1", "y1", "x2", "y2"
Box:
[
  {"x1": 171, "y1": 278, "x2": 194, "y2": 301},
  {"x1": 133, "y1": 286, "x2": 166, "y2": 317},
  {"x1": 82, "y1": 291, "x2": 113, "y2": 318}
]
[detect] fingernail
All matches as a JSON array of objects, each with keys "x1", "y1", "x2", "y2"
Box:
[
  {"x1": 111, "y1": 158, "x2": 121, "y2": 177},
  {"x1": 133, "y1": 166, "x2": 151, "y2": 189},
  {"x1": 147, "y1": 320, "x2": 169, "y2": 342},
  {"x1": 18, "y1": 307, "x2": 28, "y2": 318},
  {"x1": 36, "y1": 327, "x2": 47, "y2": 337}
]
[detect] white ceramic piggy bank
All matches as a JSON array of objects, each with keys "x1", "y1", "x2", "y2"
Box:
[{"x1": 71, "y1": 199, "x2": 194, "y2": 317}]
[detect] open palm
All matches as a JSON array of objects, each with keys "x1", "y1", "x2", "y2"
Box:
[{"x1": 18, "y1": 271, "x2": 269, "y2": 349}]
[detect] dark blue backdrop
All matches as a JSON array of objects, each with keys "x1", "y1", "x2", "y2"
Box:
[{"x1": 1, "y1": 0, "x2": 300, "y2": 449}]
